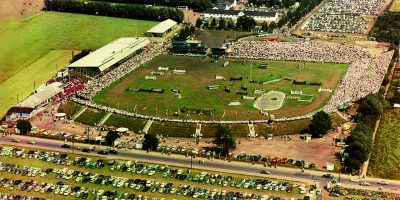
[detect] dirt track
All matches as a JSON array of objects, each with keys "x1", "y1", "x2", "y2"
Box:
[{"x1": 0, "y1": 0, "x2": 43, "y2": 19}]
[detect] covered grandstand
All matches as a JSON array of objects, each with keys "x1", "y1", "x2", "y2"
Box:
[
  {"x1": 146, "y1": 19, "x2": 177, "y2": 37},
  {"x1": 68, "y1": 37, "x2": 150, "y2": 76}
]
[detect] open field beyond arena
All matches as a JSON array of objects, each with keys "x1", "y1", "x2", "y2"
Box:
[
  {"x1": 390, "y1": 0, "x2": 400, "y2": 11},
  {"x1": 195, "y1": 30, "x2": 252, "y2": 48},
  {"x1": 368, "y1": 109, "x2": 400, "y2": 179},
  {"x1": 0, "y1": 11, "x2": 157, "y2": 117},
  {"x1": 94, "y1": 55, "x2": 348, "y2": 120}
]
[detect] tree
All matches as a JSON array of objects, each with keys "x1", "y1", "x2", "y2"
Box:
[
  {"x1": 195, "y1": 18, "x2": 203, "y2": 28},
  {"x1": 213, "y1": 125, "x2": 236, "y2": 155},
  {"x1": 210, "y1": 18, "x2": 217, "y2": 29},
  {"x1": 105, "y1": 130, "x2": 121, "y2": 146},
  {"x1": 359, "y1": 94, "x2": 383, "y2": 118},
  {"x1": 236, "y1": 16, "x2": 256, "y2": 31},
  {"x1": 203, "y1": 20, "x2": 209, "y2": 28},
  {"x1": 261, "y1": 21, "x2": 269, "y2": 32},
  {"x1": 227, "y1": 19, "x2": 235, "y2": 29},
  {"x1": 218, "y1": 17, "x2": 226, "y2": 30},
  {"x1": 309, "y1": 111, "x2": 332, "y2": 138},
  {"x1": 142, "y1": 134, "x2": 159, "y2": 151},
  {"x1": 16, "y1": 120, "x2": 32, "y2": 135}
]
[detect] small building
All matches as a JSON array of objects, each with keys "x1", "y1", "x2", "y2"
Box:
[
  {"x1": 57, "y1": 68, "x2": 68, "y2": 78},
  {"x1": 211, "y1": 47, "x2": 227, "y2": 57},
  {"x1": 204, "y1": 9, "x2": 278, "y2": 22},
  {"x1": 16, "y1": 82, "x2": 63, "y2": 109},
  {"x1": 146, "y1": 19, "x2": 178, "y2": 38},
  {"x1": 5, "y1": 107, "x2": 36, "y2": 121}
]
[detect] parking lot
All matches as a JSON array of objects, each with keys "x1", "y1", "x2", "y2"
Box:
[{"x1": 0, "y1": 146, "x2": 310, "y2": 200}]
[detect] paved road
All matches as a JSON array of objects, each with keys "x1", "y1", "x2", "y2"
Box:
[{"x1": 1, "y1": 135, "x2": 400, "y2": 196}]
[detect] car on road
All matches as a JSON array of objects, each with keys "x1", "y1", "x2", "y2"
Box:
[
  {"x1": 260, "y1": 170, "x2": 270, "y2": 175},
  {"x1": 316, "y1": 189, "x2": 322, "y2": 195},
  {"x1": 82, "y1": 148, "x2": 90, "y2": 153},
  {"x1": 61, "y1": 144, "x2": 70, "y2": 148},
  {"x1": 108, "y1": 150, "x2": 118, "y2": 154},
  {"x1": 27, "y1": 141, "x2": 35, "y2": 144},
  {"x1": 377, "y1": 180, "x2": 389, "y2": 185},
  {"x1": 97, "y1": 150, "x2": 108, "y2": 155},
  {"x1": 322, "y1": 174, "x2": 334, "y2": 179},
  {"x1": 359, "y1": 181, "x2": 370, "y2": 186},
  {"x1": 12, "y1": 139, "x2": 20, "y2": 143}
]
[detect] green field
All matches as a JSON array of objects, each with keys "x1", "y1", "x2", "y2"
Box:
[
  {"x1": 94, "y1": 55, "x2": 348, "y2": 120},
  {"x1": 368, "y1": 109, "x2": 400, "y2": 179},
  {"x1": 195, "y1": 29, "x2": 253, "y2": 48},
  {"x1": 0, "y1": 11, "x2": 157, "y2": 117}
]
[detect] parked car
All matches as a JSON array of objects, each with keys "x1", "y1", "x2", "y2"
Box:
[
  {"x1": 260, "y1": 170, "x2": 270, "y2": 175},
  {"x1": 97, "y1": 150, "x2": 108, "y2": 155}
]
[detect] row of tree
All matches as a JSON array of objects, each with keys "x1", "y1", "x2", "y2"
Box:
[
  {"x1": 174, "y1": 26, "x2": 196, "y2": 40},
  {"x1": 344, "y1": 94, "x2": 384, "y2": 172},
  {"x1": 43, "y1": 0, "x2": 184, "y2": 22},
  {"x1": 91, "y1": 0, "x2": 214, "y2": 12},
  {"x1": 248, "y1": 0, "x2": 296, "y2": 8}
]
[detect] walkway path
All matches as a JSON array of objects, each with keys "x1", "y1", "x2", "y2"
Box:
[
  {"x1": 142, "y1": 119, "x2": 153, "y2": 134},
  {"x1": 72, "y1": 107, "x2": 87, "y2": 120},
  {"x1": 98, "y1": 112, "x2": 112, "y2": 126}
]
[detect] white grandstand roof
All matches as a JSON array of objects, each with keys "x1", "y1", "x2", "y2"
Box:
[
  {"x1": 17, "y1": 82, "x2": 63, "y2": 108},
  {"x1": 68, "y1": 37, "x2": 150, "y2": 72},
  {"x1": 146, "y1": 19, "x2": 177, "y2": 34}
]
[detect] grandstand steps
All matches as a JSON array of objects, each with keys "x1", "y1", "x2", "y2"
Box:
[
  {"x1": 72, "y1": 107, "x2": 87, "y2": 120},
  {"x1": 142, "y1": 120, "x2": 154, "y2": 134},
  {"x1": 98, "y1": 112, "x2": 113, "y2": 126},
  {"x1": 248, "y1": 123, "x2": 257, "y2": 138}
]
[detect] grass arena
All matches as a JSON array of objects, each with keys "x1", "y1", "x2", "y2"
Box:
[{"x1": 93, "y1": 55, "x2": 348, "y2": 121}]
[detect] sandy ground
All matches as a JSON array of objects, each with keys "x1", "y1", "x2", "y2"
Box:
[
  {"x1": 0, "y1": 0, "x2": 43, "y2": 19},
  {"x1": 183, "y1": 9, "x2": 202, "y2": 25},
  {"x1": 30, "y1": 102, "x2": 104, "y2": 136},
  {"x1": 162, "y1": 130, "x2": 347, "y2": 169}
]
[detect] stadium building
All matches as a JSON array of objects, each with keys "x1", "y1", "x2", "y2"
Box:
[
  {"x1": 171, "y1": 40, "x2": 208, "y2": 55},
  {"x1": 146, "y1": 19, "x2": 178, "y2": 38},
  {"x1": 68, "y1": 37, "x2": 150, "y2": 76}
]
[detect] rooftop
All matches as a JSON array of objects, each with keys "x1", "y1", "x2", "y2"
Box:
[
  {"x1": 146, "y1": 19, "x2": 177, "y2": 34},
  {"x1": 68, "y1": 37, "x2": 150, "y2": 72}
]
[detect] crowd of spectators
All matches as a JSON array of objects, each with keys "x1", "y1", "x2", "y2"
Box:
[
  {"x1": 76, "y1": 42, "x2": 169, "y2": 99},
  {"x1": 301, "y1": 0, "x2": 385, "y2": 34},
  {"x1": 228, "y1": 41, "x2": 370, "y2": 63},
  {"x1": 343, "y1": 187, "x2": 400, "y2": 200}
]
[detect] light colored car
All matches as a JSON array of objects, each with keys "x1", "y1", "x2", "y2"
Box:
[
  {"x1": 316, "y1": 189, "x2": 322, "y2": 195},
  {"x1": 350, "y1": 178, "x2": 360, "y2": 182},
  {"x1": 378, "y1": 180, "x2": 389, "y2": 185},
  {"x1": 360, "y1": 181, "x2": 370, "y2": 186},
  {"x1": 27, "y1": 141, "x2": 35, "y2": 144}
]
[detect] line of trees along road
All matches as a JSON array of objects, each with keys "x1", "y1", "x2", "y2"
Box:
[
  {"x1": 91, "y1": 0, "x2": 214, "y2": 12},
  {"x1": 44, "y1": 0, "x2": 184, "y2": 22}
]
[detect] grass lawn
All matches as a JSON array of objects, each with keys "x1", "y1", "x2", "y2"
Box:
[
  {"x1": 368, "y1": 109, "x2": 400, "y2": 179},
  {"x1": 0, "y1": 11, "x2": 157, "y2": 117},
  {"x1": 104, "y1": 114, "x2": 147, "y2": 133},
  {"x1": 195, "y1": 29, "x2": 253, "y2": 48},
  {"x1": 76, "y1": 108, "x2": 107, "y2": 126},
  {"x1": 58, "y1": 101, "x2": 84, "y2": 119},
  {"x1": 148, "y1": 121, "x2": 196, "y2": 137},
  {"x1": 390, "y1": 0, "x2": 400, "y2": 11},
  {"x1": 94, "y1": 55, "x2": 348, "y2": 120},
  {"x1": 0, "y1": 145, "x2": 305, "y2": 199}
]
